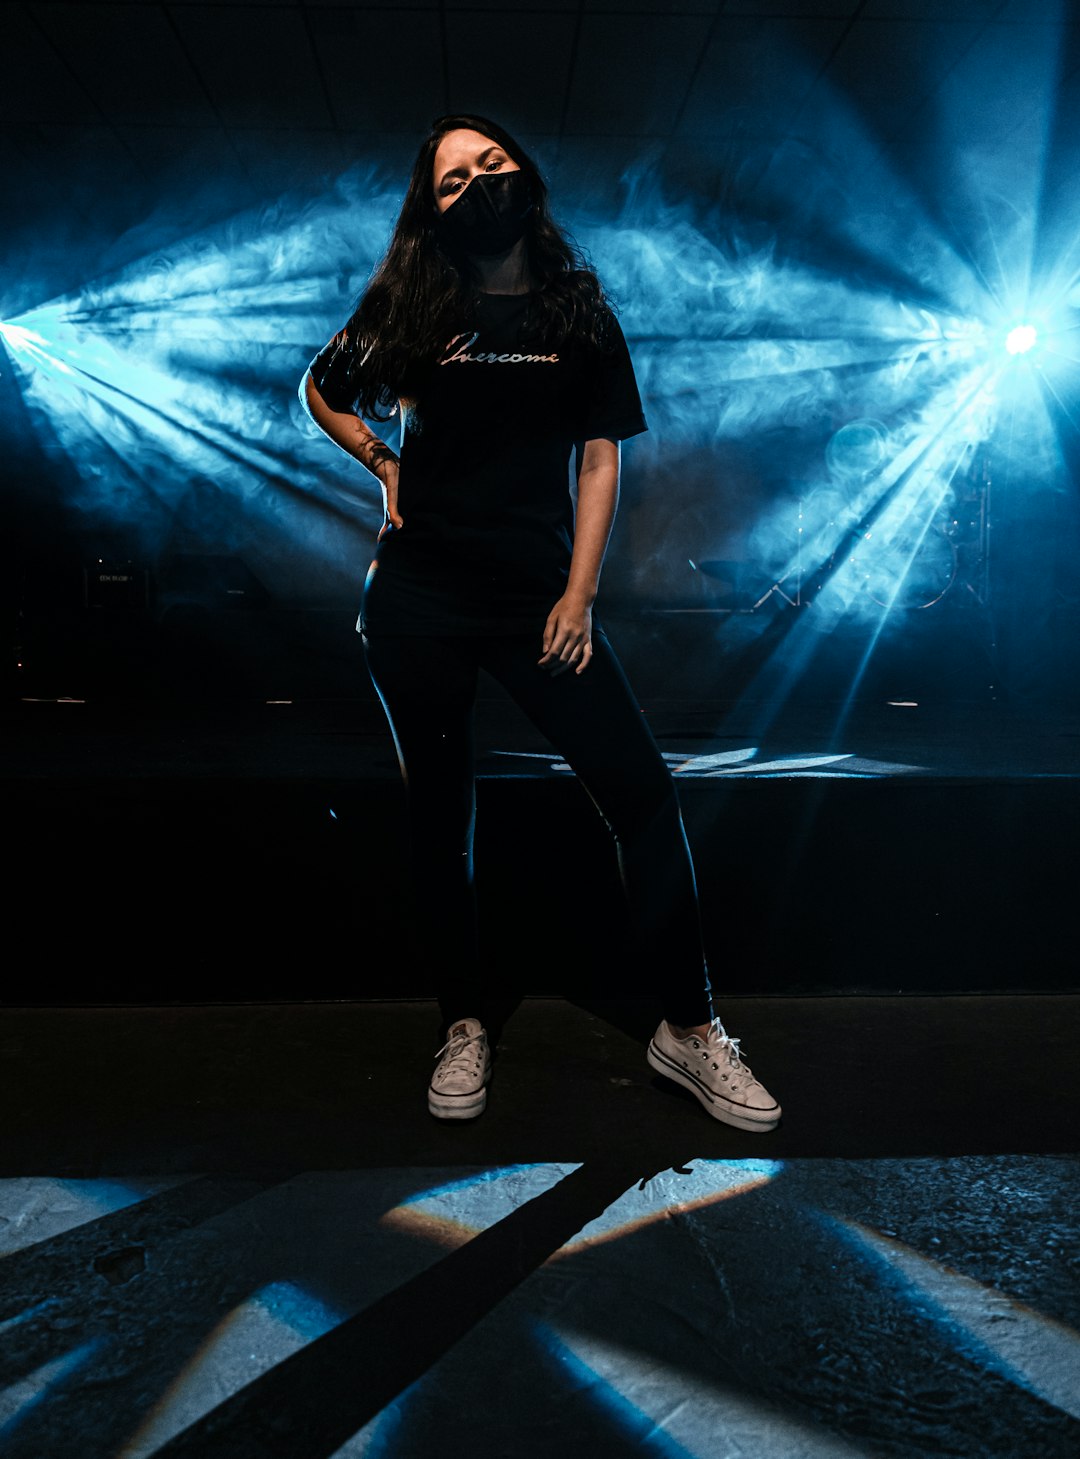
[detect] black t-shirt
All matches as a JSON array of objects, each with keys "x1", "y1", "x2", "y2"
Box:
[{"x1": 308, "y1": 292, "x2": 647, "y2": 635}]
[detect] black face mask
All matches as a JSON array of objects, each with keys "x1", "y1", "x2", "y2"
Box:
[{"x1": 435, "y1": 170, "x2": 534, "y2": 257}]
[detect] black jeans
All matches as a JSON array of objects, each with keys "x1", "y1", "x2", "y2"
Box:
[{"x1": 363, "y1": 628, "x2": 713, "y2": 1030}]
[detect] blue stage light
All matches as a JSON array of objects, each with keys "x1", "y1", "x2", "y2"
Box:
[
  {"x1": 1005, "y1": 323, "x2": 1037, "y2": 355},
  {"x1": 2, "y1": 137, "x2": 1077, "y2": 655},
  {"x1": 0, "y1": 320, "x2": 47, "y2": 357}
]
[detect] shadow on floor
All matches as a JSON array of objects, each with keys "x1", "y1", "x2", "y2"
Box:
[{"x1": 1, "y1": 999, "x2": 1078, "y2": 1457}]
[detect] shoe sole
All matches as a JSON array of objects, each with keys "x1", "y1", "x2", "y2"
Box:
[
  {"x1": 647, "y1": 1040, "x2": 781, "y2": 1133},
  {"x1": 428, "y1": 1083, "x2": 488, "y2": 1120}
]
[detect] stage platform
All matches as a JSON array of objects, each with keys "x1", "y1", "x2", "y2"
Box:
[{"x1": 5, "y1": 686, "x2": 1078, "y2": 1000}]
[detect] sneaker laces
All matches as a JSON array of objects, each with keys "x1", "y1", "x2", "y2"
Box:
[
  {"x1": 433, "y1": 1028, "x2": 484, "y2": 1079},
  {"x1": 700, "y1": 1019, "x2": 757, "y2": 1088}
]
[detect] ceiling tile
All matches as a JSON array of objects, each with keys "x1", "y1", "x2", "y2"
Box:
[
  {"x1": 677, "y1": 13, "x2": 848, "y2": 136},
  {"x1": 31, "y1": 2, "x2": 220, "y2": 130},
  {"x1": 445, "y1": 0, "x2": 575, "y2": 9},
  {"x1": 310, "y1": 7, "x2": 442, "y2": 132},
  {"x1": 564, "y1": 11, "x2": 716, "y2": 135},
  {"x1": 725, "y1": 1, "x2": 863, "y2": 13},
  {"x1": 861, "y1": 1, "x2": 1018, "y2": 17},
  {"x1": 822, "y1": 17, "x2": 988, "y2": 137},
  {"x1": 169, "y1": 3, "x2": 332, "y2": 130},
  {"x1": 584, "y1": 1, "x2": 719, "y2": 12},
  {"x1": 2, "y1": 5, "x2": 107, "y2": 125},
  {"x1": 445, "y1": 10, "x2": 578, "y2": 133}
]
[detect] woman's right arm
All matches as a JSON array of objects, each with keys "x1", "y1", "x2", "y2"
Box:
[{"x1": 301, "y1": 365, "x2": 403, "y2": 531}]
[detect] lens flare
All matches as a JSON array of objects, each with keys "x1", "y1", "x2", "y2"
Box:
[{"x1": 1005, "y1": 324, "x2": 1038, "y2": 355}]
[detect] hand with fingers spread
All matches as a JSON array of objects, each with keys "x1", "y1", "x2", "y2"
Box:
[{"x1": 538, "y1": 592, "x2": 593, "y2": 676}]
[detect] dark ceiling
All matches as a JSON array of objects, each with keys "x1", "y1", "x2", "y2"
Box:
[{"x1": 3, "y1": 1, "x2": 1078, "y2": 303}]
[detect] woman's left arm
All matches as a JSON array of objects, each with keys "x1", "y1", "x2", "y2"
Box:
[{"x1": 538, "y1": 437, "x2": 620, "y2": 676}]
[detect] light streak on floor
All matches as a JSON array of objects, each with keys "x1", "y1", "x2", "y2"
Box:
[
  {"x1": 117, "y1": 1283, "x2": 345, "y2": 1458},
  {"x1": 535, "y1": 1323, "x2": 865, "y2": 1459},
  {"x1": 839, "y1": 1219, "x2": 1080, "y2": 1422},
  {"x1": 380, "y1": 1160, "x2": 782, "y2": 1256},
  {"x1": 0, "y1": 1176, "x2": 194, "y2": 1258}
]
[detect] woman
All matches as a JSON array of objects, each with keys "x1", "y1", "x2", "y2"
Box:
[{"x1": 301, "y1": 114, "x2": 780, "y2": 1133}]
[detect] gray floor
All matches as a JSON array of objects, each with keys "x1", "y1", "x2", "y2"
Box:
[{"x1": 1, "y1": 998, "x2": 1078, "y2": 1457}]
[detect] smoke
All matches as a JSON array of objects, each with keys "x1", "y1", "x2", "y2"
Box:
[
  {"x1": 2, "y1": 78, "x2": 1078, "y2": 633},
  {"x1": 560, "y1": 124, "x2": 1080, "y2": 627},
  {"x1": 1, "y1": 165, "x2": 404, "y2": 602}
]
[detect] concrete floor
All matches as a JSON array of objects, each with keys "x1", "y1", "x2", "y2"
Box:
[{"x1": 1, "y1": 998, "x2": 1078, "y2": 1457}]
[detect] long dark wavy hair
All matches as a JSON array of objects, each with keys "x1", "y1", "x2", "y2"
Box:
[{"x1": 343, "y1": 114, "x2": 614, "y2": 419}]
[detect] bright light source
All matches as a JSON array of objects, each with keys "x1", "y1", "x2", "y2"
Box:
[
  {"x1": 0, "y1": 321, "x2": 43, "y2": 350},
  {"x1": 1005, "y1": 323, "x2": 1037, "y2": 355}
]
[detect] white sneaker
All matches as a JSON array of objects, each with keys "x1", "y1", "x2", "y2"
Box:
[
  {"x1": 428, "y1": 1018, "x2": 490, "y2": 1120},
  {"x1": 647, "y1": 1019, "x2": 781, "y2": 1132}
]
